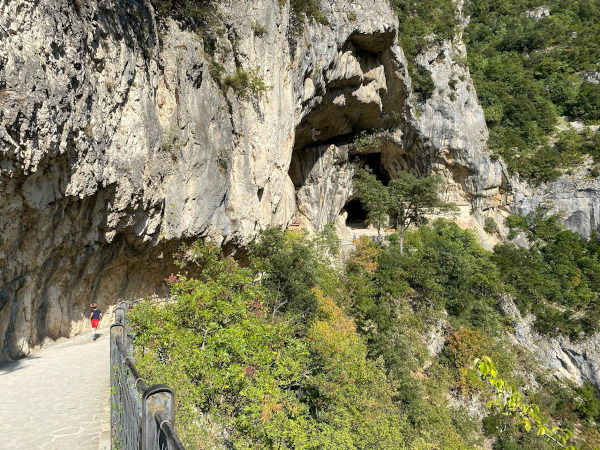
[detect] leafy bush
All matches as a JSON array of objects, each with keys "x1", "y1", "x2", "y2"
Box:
[
  {"x1": 130, "y1": 239, "x2": 406, "y2": 448},
  {"x1": 249, "y1": 227, "x2": 340, "y2": 319},
  {"x1": 150, "y1": 0, "x2": 217, "y2": 28},
  {"x1": 574, "y1": 82, "x2": 600, "y2": 121},
  {"x1": 484, "y1": 217, "x2": 498, "y2": 234},
  {"x1": 288, "y1": 0, "x2": 328, "y2": 33},
  {"x1": 223, "y1": 66, "x2": 271, "y2": 101},
  {"x1": 408, "y1": 62, "x2": 435, "y2": 102}
]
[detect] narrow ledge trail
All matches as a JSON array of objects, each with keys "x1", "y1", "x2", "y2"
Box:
[{"x1": 0, "y1": 329, "x2": 111, "y2": 449}]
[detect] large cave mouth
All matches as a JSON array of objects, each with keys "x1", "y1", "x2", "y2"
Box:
[{"x1": 344, "y1": 198, "x2": 368, "y2": 228}]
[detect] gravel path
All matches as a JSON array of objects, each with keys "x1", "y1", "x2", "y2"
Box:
[{"x1": 0, "y1": 329, "x2": 111, "y2": 449}]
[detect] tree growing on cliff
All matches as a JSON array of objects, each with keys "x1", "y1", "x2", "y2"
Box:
[
  {"x1": 388, "y1": 172, "x2": 457, "y2": 254},
  {"x1": 353, "y1": 167, "x2": 390, "y2": 237},
  {"x1": 354, "y1": 167, "x2": 456, "y2": 253}
]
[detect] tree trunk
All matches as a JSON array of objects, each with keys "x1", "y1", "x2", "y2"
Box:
[{"x1": 399, "y1": 224, "x2": 405, "y2": 255}]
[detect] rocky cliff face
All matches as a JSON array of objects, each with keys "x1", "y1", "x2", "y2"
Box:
[
  {"x1": 512, "y1": 162, "x2": 600, "y2": 239},
  {"x1": 0, "y1": 0, "x2": 517, "y2": 360},
  {"x1": 502, "y1": 297, "x2": 600, "y2": 388}
]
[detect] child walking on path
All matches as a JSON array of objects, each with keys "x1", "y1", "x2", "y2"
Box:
[{"x1": 89, "y1": 303, "x2": 103, "y2": 340}]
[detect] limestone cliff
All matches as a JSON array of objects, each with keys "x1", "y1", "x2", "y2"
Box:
[
  {"x1": 512, "y1": 163, "x2": 600, "y2": 239},
  {"x1": 0, "y1": 0, "x2": 525, "y2": 360}
]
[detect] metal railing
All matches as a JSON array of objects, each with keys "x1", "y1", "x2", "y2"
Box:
[{"x1": 111, "y1": 302, "x2": 185, "y2": 450}]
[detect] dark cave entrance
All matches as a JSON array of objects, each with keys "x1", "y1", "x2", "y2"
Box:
[
  {"x1": 344, "y1": 198, "x2": 368, "y2": 228},
  {"x1": 343, "y1": 152, "x2": 391, "y2": 228},
  {"x1": 358, "y1": 152, "x2": 391, "y2": 185}
]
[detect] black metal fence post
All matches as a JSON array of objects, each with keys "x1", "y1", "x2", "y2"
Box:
[{"x1": 142, "y1": 385, "x2": 175, "y2": 450}]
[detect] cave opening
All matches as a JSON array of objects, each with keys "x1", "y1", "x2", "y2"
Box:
[
  {"x1": 342, "y1": 151, "x2": 392, "y2": 229},
  {"x1": 355, "y1": 152, "x2": 391, "y2": 185},
  {"x1": 344, "y1": 198, "x2": 368, "y2": 228}
]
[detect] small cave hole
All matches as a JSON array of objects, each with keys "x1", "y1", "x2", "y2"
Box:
[
  {"x1": 358, "y1": 153, "x2": 391, "y2": 185},
  {"x1": 257, "y1": 188, "x2": 264, "y2": 201},
  {"x1": 344, "y1": 199, "x2": 368, "y2": 228}
]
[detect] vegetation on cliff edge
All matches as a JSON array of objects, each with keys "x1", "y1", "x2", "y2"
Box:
[{"x1": 131, "y1": 215, "x2": 600, "y2": 449}]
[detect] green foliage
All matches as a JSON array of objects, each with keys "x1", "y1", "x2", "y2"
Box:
[
  {"x1": 387, "y1": 172, "x2": 457, "y2": 253},
  {"x1": 223, "y1": 66, "x2": 271, "y2": 101},
  {"x1": 575, "y1": 82, "x2": 600, "y2": 121},
  {"x1": 216, "y1": 147, "x2": 230, "y2": 172},
  {"x1": 475, "y1": 357, "x2": 576, "y2": 449},
  {"x1": 161, "y1": 124, "x2": 181, "y2": 157},
  {"x1": 577, "y1": 381, "x2": 600, "y2": 424},
  {"x1": 343, "y1": 225, "x2": 494, "y2": 449},
  {"x1": 131, "y1": 240, "x2": 406, "y2": 448},
  {"x1": 496, "y1": 210, "x2": 600, "y2": 339},
  {"x1": 150, "y1": 0, "x2": 218, "y2": 30},
  {"x1": 484, "y1": 217, "x2": 499, "y2": 234},
  {"x1": 251, "y1": 22, "x2": 267, "y2": 36},
  {"x1": 408, "y1": 61, "x2": 435, "y2": 102},
  {"x1": 341, "y1": 216, "x2": 599, "y2": 448},
  {"x1": 503, "y1": 127, "x2": 600, "y2": 185},
  {"x1": 288, "y1": 0, "x2": 328, "y2": 33},
  {"x1": 353, "y1": 167, "x2": 457, "y2": 253},
  {"x1": 352, "y1": 130, "x2": 383, "y2": 152},
  {"x1": 249, "y1": 227, "x2": 341, "y2": 319},
  {"x1": 135, "y1": 213, "x2": 600, "y2": 448},
  {"x1": 392, "y1": 0, "x2": 458, "y2": 60},
  {"x1": 391, "y1": 0, "x2": 458, "y2": 101},
  {"x1": 465, "y1": 0, "x2": 600, "y2": 181},
  {"x1": 352, "y1": 166, "x2": 390, "y2": 235},
  {"x1": 149, "y1": 0, "x2": 224, "y2": 60}
]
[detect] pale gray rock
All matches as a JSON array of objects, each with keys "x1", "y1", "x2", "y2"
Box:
[
  {"x1": 525, "y1": 6, "x2": 551, "y2": 20},
  {"x1": 292, "y1": 144, "x2": 354, "y2": 231},
  {"x1": 512, "y1": 168, "x2": 600, "y2": 238},
  {"x1": 581, "y1": 70, "x2": 600, "y2": 84},
  {"x1": 501, "y1": 296, "x2": 600, "y2": 388}
]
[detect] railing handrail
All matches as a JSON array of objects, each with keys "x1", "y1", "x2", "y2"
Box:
[
  {"x1": 155, "y1": 411, "x2": 186, "y2": 449},
  {"x1": 111, "y1": 302, "x2": 185, "y2": 450}
]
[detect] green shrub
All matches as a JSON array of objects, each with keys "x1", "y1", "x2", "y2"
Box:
[
  {"x1": 483, "y1": 217, "x2": 498, "y2": 234},
  {"x1": 251, "y1": 22, "x2": 267, "y2": 36},
  {"x1": 224, "y1": 66, "x2": 271, "y2": 100},
  {"x1": 408, "y1": 62, "x2": 435, "y2": 102},
  {"x1": 574, "y1": 81, "x2": 600, "y2": 121},
  {"x1": 249, "y1": 227, "x2": 340, "y2": 319},
  {"x1": 288, "y1": 0, "x2": 328, "y2": 33},
  {"x1": 216, "y1": 147, "x2": 229, "y2": 172},
  {"x1": 130, "y1": 239, "x2": 406, "y2": 448},
  {"x1": 352, "y1": 130, "x2": 383, "y2": 151}
]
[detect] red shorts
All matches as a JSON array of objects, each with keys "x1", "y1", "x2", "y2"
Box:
[{"x1": 91, "y1": 319, "x2": 99, "y2": 328}]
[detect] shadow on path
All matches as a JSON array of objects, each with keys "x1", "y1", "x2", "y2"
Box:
[{"x1": 0, "y1": 355, "x2": 40, "y2": 374}]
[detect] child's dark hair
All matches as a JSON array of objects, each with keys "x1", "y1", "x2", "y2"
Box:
[{"x1": 90, "y1": 303, "x2": 97, "y2": 309}]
